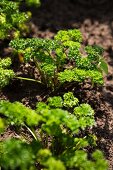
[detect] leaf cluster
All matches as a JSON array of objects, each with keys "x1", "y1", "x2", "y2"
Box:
[
  {"x1": 0, "y1": 92, "x2": 108, "y2": 169},
  {"x1": 0, "y1": 92, "x2": 94, "y2": 133},
  {"x1": 0, "y1": 139, "x2": 35, "y2": 170},
  {"x1": 0, "y1": 57, "x2": 15, "y2": 89},
  {"x1": 0, "y1": 0, "x2": 31, "y2": 39},
  {"x1": 10, "y1": 29, "x2": 107, "y2": 89}
]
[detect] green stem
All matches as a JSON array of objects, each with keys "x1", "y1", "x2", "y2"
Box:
[
  {"x1": 34, "y1": 58, "x2": 47, "y2": 84},
  {"x1": 15, "y1": 76, "x2": 43, "y2": 84},
  {"x1": 45, "y1": 134, "x2": 49, "y2": 148},
  {"x1": 39, "y1": 129, "x2": 45, "y2": 147},
  {"x1": 24, "y1": 124, "x2": 38, "y2": 141}
]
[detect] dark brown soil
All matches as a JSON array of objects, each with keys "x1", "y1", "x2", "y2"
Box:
[{"x1": 0, "y1": 0, "x2": 113, "y2": 169}]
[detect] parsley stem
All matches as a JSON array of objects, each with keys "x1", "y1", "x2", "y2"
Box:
[
  {"x1": 24, "y1": 124, "x2": 38, "y2": 141},
  {"x1": 15, "y1": 76, "x2": 43, "y2": 84}
]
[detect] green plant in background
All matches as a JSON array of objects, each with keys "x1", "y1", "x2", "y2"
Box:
[
  {"x1": 16, "y1": 0, "x2": 41, "y2": 7},
  {"x1": 25, "y1": 0, "x2": 40, "y2": 6},
  {"x1": 0, "y1": 92, "x2": 108, "y2": 170},
  {"x1": 0, "y1": 0, "x2": 31, "y2": 40},
  {"x1": 0, "y1": 57, "x2": 15, "y2": 89},
  {"x1": 10, "y1": 29, "x2": 108, "y2": 90}
]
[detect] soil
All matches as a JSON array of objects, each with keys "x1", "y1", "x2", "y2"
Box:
[{"x1": 0, "y1": 0, "x2": 113, "y2": 169}]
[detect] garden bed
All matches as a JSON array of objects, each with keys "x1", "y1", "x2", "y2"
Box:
[{"x1": 0, "y1": 0, "x2": 113, "y2": 169}]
